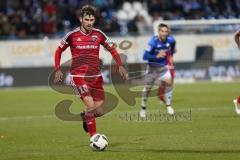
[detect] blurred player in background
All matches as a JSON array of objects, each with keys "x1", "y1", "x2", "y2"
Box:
[
  {"x1": 233, "y1": 30, "x2": 240, "y2": 115},
  {"x1": 140, "y1": 23, "x2": 176, "y2": 118},
  {"x1": 54, "y1": 5, "x2": 128, "y2": 137},
  {"x1": 158, "y1": 28, "x2": 176, "y2": 105}
]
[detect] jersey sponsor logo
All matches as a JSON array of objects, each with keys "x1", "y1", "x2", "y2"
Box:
[
  {"x1": 76, "y1": 45, "x2": 98, "y2": 49},
  {"x1": 146, "y1": 46, "x2": 152, "y2": 52},
  {"x1": 157, "y1": 49, "x2": 168, "y2": 52},
  {"x1": 146, "y1": 44, "x2": 152, "y2": 52},
  {"x1": 92, "y1": 35, "x2": 98, "y2": 42}
]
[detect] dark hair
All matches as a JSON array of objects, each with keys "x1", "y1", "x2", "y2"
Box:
[
  {"x1": 80, "y1": 5, "x2": 97, "y2": 18},
  {"x1": 158, "y1": 23, "x2": 169, "y2": 30}
]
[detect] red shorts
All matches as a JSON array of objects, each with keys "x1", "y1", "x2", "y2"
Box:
[{"x1": 71, "y1": 76, "x2": 104, "y2": 101}]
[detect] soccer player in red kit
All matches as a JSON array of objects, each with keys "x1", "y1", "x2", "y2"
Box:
[{"x1": 54, "y1": 5, "x2": 128, "y2": 137}]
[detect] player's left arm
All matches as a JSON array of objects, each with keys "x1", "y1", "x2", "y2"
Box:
[
  {"x1": 169, "y1": 36, "x2": 177, "y2": 62},
  {"x1": 167, "y1": 36, "x2": 176, "y2": 69},
  {"x1": 170, "y1": 35, "x2": 177, "y2": 55},
  {"x1": 234, "y1": 30, "x2": 240, "y2": 49},
  {"x1": 101, "y1": 35, "x2": 128, "y2": 80},
  {"x1": 54, "y1": 37, "x2": 70, "y2": 83}
]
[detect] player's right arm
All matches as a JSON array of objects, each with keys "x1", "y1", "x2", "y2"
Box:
[
  {"x1": 143, "y1": 37, "x2": 156, "y2": 60},
  {"x1": 54, "y1": 39, "x2": 69, "y2": 84},
  {"x1": 234, "y1": 30, "x2": 240, "y2": 49}
]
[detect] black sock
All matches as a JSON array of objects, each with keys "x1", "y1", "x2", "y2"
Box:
[{"x1": 80, "y1": 112, "x2": 88, "y2": 132}]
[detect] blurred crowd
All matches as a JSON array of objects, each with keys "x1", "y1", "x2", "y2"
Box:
[{"x1": 0, "y1": 0, "x2": 240, "y2": 39}]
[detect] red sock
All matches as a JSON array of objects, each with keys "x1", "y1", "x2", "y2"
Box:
[
  {"x1": 85, "y1": 112, "x2": 96, "y2": 137},
  {"x1": 158, "y1": 85, "x2": 165, "y2": 102},
  {"x1": 237, "y1": 96, "x2": 240, "y2": 103}
]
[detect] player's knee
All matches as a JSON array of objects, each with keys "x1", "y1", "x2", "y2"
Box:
[{"x1": 82, "y1": 96, "x2": 95, "y2": 110}]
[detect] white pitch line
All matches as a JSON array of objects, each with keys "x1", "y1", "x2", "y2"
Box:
[
  {"x1": 109, "y1": 106, "x2": 231, "y2": 114},
  {"x1": 0, "y1": 115, "x2": 55, "y2": 121},
  {"x1": 0, "y1": 106, "x2": 233, "y2": 121},
  {"x1": 177, "y1": 106, "x2": 230, "y2": 111}
]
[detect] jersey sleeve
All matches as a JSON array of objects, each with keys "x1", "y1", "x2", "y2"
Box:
[
  {"x1": 143, "y1": 37, "x2": 156, "y2": 60},
  {"x1": 169, "y1": 36, "x2": 176, "y2": 55},
  {"x1": 100, "y1": 31, "x2": 122, "y2": 65},
  {"x1": 54, "y1": 35, "x2": 70, "y2": 71}
]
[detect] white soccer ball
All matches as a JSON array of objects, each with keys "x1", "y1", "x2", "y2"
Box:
[{"x1": 89, "y1": 133, "x2": 108, "y2": 151}]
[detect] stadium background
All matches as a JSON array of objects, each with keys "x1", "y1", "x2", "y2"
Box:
[
  {"x1": 0, "y1": 1, "x2": 240, "y2": 160},
  {"x1": 0, "y1": 0, "x2": 240, "y2": 87}
]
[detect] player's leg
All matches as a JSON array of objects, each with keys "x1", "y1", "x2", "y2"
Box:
[
  {"x1": 140, "y1": 69, "x2": 156, "y2": 117},
  {"x1": 81, "y1": 76, "x2": 105, "y2": 136},
  {"x1": 158, "y1": 81, "x2": 165, "y2": 105},
  {"x1": 91, "y1": 76, "x2": 105, "y2": 117},
  {"x1": 84, "y1": 75, "x2": 106, "y2": 136},
  {"x1": 94, "y1": 100, "x2": 105, "y2": 117},
  {"x1": 160, "y1": 67, "x2": 175, "y2": 115},
  {"x1": 158, "y1": 67, "x2": 175, "y2": 108},
  {"x1": 166, "y1": 68, "x2": 175, "y2": 114},
  {"x1": 165, "y1": 83, "x2": 174, "y2": 115},
  {"x1": 80, "y1": 98, "x2": 104, "y2": 136},
  {"x1": 142, "y1": 82, "x2": 154, "y2": 110},
  {"x1": 71, "y1": 77, "x2": 97, "y2": 136},
  {"x1": 165, "y1": 67, "x2": 175, "y2": 105},
  {"x1": 82, "y1": 96, "x2": 97, "y2": 137},
  {"x1": 94, "y1": 100, "x2": 104, "y2": 117}
]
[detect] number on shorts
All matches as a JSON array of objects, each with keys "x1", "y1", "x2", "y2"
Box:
[{"x1": 78, "y1": 85, "x2": 88, "y2": 94}]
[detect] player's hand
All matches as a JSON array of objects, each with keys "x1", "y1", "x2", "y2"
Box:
[
  {"x1": 235, "y1": 30, "x2": 240, "y2": 36},
  {"x1": 54, "y1": 70, "x2": 64, "y2": 84},
  {"x1": 119, "y1": 65, "x2": 128, "y2": 80},
  {"x1": 235, "y1": 30, "x2": 240, "y2": 49},
  {"x1": 237, "y1": 43, "x2": 240, "y2": 49},
  {"x1": 156, "y1": 51, "x2": 166, "y2": 59}
]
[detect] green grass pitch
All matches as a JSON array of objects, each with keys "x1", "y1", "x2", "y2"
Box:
[{"x1": 0, "y1": 82, "x2": 240, "y2": 160}]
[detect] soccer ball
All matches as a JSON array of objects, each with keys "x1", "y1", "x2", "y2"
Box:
[{"x1": 89, "y1": 133, "x2": 108, "y2": 151}]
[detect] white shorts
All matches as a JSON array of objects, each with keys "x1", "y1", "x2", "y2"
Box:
[{"x1": 145, "y1": 65, "x2": 172, "y2": 85}]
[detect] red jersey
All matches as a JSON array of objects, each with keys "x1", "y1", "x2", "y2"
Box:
[{"x1": 55, "y1": 27, "x2": 122, "y2": 76}]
